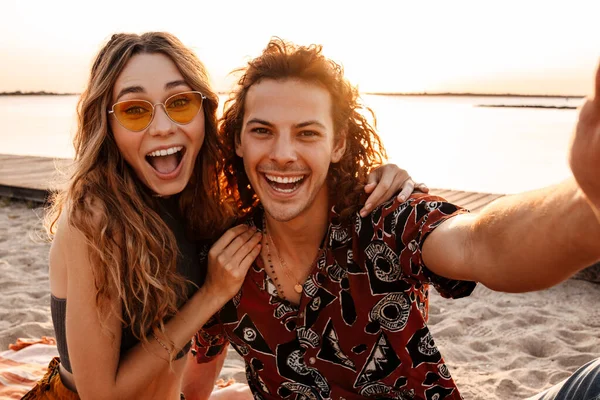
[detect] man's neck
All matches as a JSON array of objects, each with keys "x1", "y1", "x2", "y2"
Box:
[{"x1": 263, "y1": 201, "x2": 329, "y2": 264}]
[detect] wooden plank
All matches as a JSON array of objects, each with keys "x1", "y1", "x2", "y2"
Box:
[
  {"x1": 450, "y1": 192, "x2": 488, "y2": 206},
  {"x1": 441, "y1": 191, "x2": 470, "y2": 202},
  {"x1": 429, "y1": 189, "x2": 454, "y2": 197},
  {"x1": 429, "y1": 188, "x2": 504, "y2": 210},
  {"x1": 463, "y1": 194, "x2": 505, "y2": 211},
  {"x1": 0, "y1": 154, "x2": 71, "y2": 202}
]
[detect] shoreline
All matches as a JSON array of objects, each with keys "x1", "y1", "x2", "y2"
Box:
[
  {"x1": 0, "y1": 91, "x2": 78, "y2": 96},
  {"x1": 477, "y1": 104, "x2": 578, "y2": 110}
]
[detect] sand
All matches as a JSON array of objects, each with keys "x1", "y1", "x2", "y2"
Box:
[{"x1": 1, "y1": 198, "x2": 599, "y2": 399}]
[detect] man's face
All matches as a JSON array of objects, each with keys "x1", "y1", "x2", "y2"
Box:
[{"x1": 236, "y1": 78, "x2": 346, "y2": 223}]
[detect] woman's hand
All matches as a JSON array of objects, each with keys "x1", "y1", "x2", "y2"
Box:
[
  {"x1": 204, "y1": 225, "x2": 262, "y2": 302},
  {"x1": 360, "y1": 164, "x2": 428, "y2": 216}
]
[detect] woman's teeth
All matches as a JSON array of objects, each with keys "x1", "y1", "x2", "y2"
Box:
[{"x1": 147, "y1": 146, "x2": 183, "y2": 157}]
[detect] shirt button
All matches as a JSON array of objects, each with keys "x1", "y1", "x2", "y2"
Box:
[
  {"x1": 298, "y1": 312, "x2": 304, "y2": 318},
  {"x1": 308, "y1": 357, "x2": 316, "y2": 365}
]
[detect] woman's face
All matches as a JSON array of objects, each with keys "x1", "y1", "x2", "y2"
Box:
[{"x1": 109, "y1": 52, "x2": 205, "y2": 196}]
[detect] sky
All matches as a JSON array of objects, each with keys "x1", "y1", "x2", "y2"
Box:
[{"x1": 0, "y1": 0, "x2": 598, "y2": 96}]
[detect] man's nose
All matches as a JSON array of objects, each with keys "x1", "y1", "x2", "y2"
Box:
[{"x1": 270, "y1": 134, "x2": 297, "y2": 164}]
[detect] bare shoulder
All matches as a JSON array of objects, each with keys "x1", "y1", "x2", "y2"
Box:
[
  {"x1": 52, "y1": 200, "x2": 97, "y2": 251},
  {"x1": 49, "y1": 198, "x2": 108, "y2": 285}
]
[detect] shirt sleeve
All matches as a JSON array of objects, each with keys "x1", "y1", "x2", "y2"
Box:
[
  {"x1": 393, "y1": 193, "x2": 476, "y2": 299},
  {"x1": 192, "y1": 311, "x2": 230, "y2": 364}
]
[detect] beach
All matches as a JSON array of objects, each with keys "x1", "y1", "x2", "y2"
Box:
[{"x1": 1, "y1": 198, "x2": 599, "y2": 399}]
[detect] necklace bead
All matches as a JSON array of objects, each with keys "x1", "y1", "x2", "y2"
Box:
[{"x1": 262, "y1": 214, "x2": 323, "y2": 300}]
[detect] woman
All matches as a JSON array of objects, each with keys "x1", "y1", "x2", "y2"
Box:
[{"x1": 24, "y1": 32, "x2": 422, "y2": 399}]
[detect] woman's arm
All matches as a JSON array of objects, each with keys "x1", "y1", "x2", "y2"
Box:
[{"x1": 59, "y1": 212, "x2": 261, "y2": 400}]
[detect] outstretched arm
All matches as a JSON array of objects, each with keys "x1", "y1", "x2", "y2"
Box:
[
  {"x1": 423, "y1": 179, "x2": 600, "y2": 292},
  {"x1": 422, "y1": 61, "x2": 600, "y2": 293}
]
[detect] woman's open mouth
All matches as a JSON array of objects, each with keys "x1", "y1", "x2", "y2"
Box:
[{"x1": 145, "y1": 146, "x2": 186, "y2": 176}]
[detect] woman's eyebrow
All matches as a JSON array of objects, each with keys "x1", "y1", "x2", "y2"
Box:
[
  {"x1": 115, "y1": 80, "x2": 189, "y2": 102},
  {"x1": 115, "y1": 86, "x2": 145, "y2": 102},
  {"x1": 165, "y1": 80, "x2": 188, "y2": 90}
]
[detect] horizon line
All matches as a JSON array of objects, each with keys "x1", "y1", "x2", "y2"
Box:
[{"x1": 0, "y1": 90, "x2": 586, "y2": 99}]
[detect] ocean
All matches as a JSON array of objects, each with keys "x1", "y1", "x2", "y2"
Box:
[{"x1": 0, "y1": 94, "x2": 584, "y2": 194}]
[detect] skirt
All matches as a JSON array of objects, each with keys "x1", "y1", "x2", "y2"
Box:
[{"x1": 21, "y1": 357, "x2": 79, "y2": 399}]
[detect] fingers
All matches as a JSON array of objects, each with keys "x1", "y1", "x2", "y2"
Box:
[
  {"x1": 360, "y1": 175, "x2": 394, "y2": 217},
  {"x1": 209, "y1": 225, "x2": 252, "y2": 255},
  {"x1": 396, "y1": 179, "x2": 415, "y2": 202},
  {"x1": 364, "y1": 167, "x2": 381, "y2": 194},
  {"x1": 215, "y1": 229, "x2": 261, "y2": 268},
  {"x1": 365, "y1": 168, "x2": 380, "y2": 186},
  {"x1": 361, "y1": 172, "x2": 413, "y2": 216},
  {"x1": 416, "y1": 183, "x2": 429, "y2": 193},
  {"x1": 238, "y1": 240, "x2": 263, "y2": 272},
  {"x1": 210, "y1": 225, "x2": 262, "y2": 270},
  {"x1": 363, "y1": 182, "x2": 376, "y2": 194}
]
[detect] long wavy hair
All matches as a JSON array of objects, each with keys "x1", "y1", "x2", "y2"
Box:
[
  {"x1": 46, "y1": 32, "x2": 234, "y2": 352},
  {"x1": 220, "y1": 38, "x2": 387, "y2": 221}
]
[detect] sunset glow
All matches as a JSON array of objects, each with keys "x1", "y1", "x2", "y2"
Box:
[{"x1": 1, "y1": 0, "x2": 598, "y2": 95}]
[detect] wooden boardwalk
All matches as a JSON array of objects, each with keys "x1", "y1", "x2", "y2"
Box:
[
  {"x1": 0, "y1": 154, "x2": 71, "y2": 202},
  {"x1": 0, "y1": 153, "x2": 504, "y2": 208}
]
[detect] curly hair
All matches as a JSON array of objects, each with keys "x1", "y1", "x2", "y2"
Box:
[
  {"x1": 220, "y1": 38, "x2": 387, "y2": 221},
  {"x1": 45, "y1": 32, "x2": 235, "y2": 354}
]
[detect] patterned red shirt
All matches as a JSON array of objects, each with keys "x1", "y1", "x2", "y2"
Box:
[{"x1": 193, "y1": 194, "x2": 475, "y2": 399}]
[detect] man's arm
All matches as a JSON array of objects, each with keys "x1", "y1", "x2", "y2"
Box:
[
  {"x1": 422, "y1": 180, "x2": 600, "y2": 292},
  {"x1": 422, "y1": 60, "x2": 600, "y2": 293}
]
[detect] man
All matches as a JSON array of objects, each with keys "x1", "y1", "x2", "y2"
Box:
[{"x1": 185, "y1": 39, "x2": 600, "y2": 399}]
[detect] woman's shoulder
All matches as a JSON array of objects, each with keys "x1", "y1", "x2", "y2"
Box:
[{"x1": 51, "y1": 196, "x2": 110, "y2": 254}]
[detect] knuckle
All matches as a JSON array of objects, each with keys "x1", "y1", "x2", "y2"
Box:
[{"x1": 216, "y1": 254, "x2": 227, "y2": 266}]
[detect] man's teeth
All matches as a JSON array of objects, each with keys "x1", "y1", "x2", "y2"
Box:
[
  {"x1": 147, "y1": 146, "x2": 183, "y2": 157},
  {"x1": 264, "y1": 174, "x2": 304, "y2": 184}
]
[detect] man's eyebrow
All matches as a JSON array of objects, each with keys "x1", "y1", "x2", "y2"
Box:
[
  {"x1": 295, "y1": 120, "x2": 326, "y2": 129},
  {"x1": 246, "y1": 118, "x2": 274, "y2": 127},
  {"x1": 246, "y1": 119, "x2": 326, "y2": 129}
]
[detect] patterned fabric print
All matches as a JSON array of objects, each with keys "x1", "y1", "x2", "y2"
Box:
[{"x1": 194, "y1": 194, "x2": 476, "y2": 400}]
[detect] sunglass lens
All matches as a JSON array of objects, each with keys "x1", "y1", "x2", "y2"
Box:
[
  {"x1": 165, "y1": 92, "x2": 203, "y2": 124},
  {"x1": 113, "y1": 100, "x2": 153, "y2": 131}
]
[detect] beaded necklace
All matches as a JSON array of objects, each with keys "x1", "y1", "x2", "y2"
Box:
[{"x1": 262, "y1": 215, "x2": 322, "y2": 300}]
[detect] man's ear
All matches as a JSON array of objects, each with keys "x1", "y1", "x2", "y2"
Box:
[
  {"x1": 331, "y1": 129, "x2": 347, "y2": 163},
  {"x1": 235, "y1": 134, "x2": 243, "y2": 158}
]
